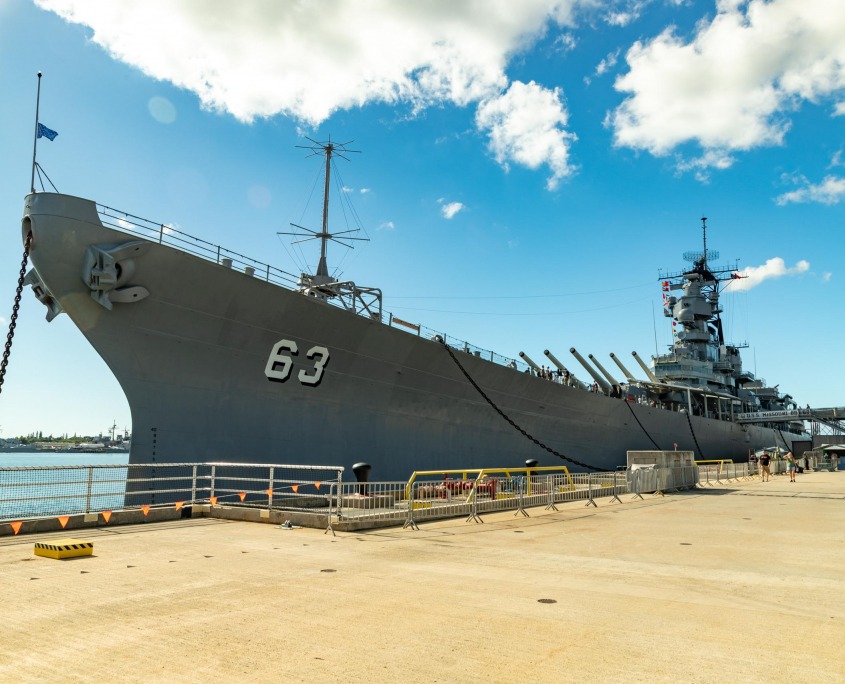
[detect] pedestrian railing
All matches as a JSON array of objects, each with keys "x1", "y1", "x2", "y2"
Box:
[
  {"x1": 0, "y1": 462, "x2": 343, "y2": 522},
  {"x1": 1, "y1": 462, "x2": 715, "y2": 534}
]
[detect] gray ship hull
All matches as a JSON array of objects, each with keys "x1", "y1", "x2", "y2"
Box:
[{"x1": 22, "y1": 193, "x2": 806, "y2": 479}]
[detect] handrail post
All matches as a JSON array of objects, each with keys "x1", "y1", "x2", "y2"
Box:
[
  {"x1": 325, "y1": 482, "x2": 336, "y2": 536},
  {"x1": 515, "y1": 475, "x2": 528, "y2": 517},
  {"x1": 403, "y1": 481, "x2": 419, "y2": 530},
  {"x1": 609, "y1": 470, "x2": 623, "y2": 503},
  {"x1": 585, "y1": 472, "x2": 597, "y2": 507},
  {"x1": 545, "y1": 473, "x2": 557, "y2": 511},
  {"x1": 191, "y1": 465, "x2": 197, "y2": 504},
  {"x1": 466, "y1": 479, "x2": 482, "y2": 523},
  {"x1": 85, "y1": 466, "x2": 94, "y2": 514}
]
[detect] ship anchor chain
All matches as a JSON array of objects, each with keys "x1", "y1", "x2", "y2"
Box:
[
  {"x1": 0, "y1": 233, "x2": 32, "y2": 397},
  {"x1": 439, "y1": 338, "x2": 608, "y2": 472}
]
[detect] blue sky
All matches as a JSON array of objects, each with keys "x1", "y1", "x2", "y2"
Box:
[{"x1": 0, "y1": 0, "x2": 842, "y2": 439}]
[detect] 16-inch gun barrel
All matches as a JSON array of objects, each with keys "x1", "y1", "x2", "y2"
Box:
[
  {"x1": 588, "y1": 354, "x2": 620, "y2": 388},
  {"x1": 544, "y1": 349, "x2": 586, "y2": 389},
  {"x1": 518, "y1": 351, "x2": 541, "y2": 373},
  {"x1": 631, "y1": 351, "x2": 659, "y2": 383},
  {"x1": 570, "y1": 348, "x2": 611, "y2": 394},
  {"x1": 609, "y1": 352, "x2": 638, "y2": 382}
]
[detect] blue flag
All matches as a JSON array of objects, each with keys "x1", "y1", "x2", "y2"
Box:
[{"x1": 36, "y1": 123, "x2": 58, "y2": 141}]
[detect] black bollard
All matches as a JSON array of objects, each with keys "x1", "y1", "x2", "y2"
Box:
[
  {"x1": 352, "y1": 462, "x2": 372, "y2": 496},
  {"x1": 525, "y1": 459, "x2": 539, "y2": 469}
]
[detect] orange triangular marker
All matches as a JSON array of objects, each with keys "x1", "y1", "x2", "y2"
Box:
[
  {"x1": 314, "y1": 481, "x2": 321, "y2": 490},
  {"x1": 265, "y1": 488, "x2": 273, "y2": 497},
  {"x1": 141, "y1": 505, "x2": 151, "y2": 516},
  {"x1": 10, "y1": 521, "x2": 22, "y2": 535},
  {"x1": 102, "y1": 511, "x2": 113, "y2": 523},
  {"x1": 174, "y1": 501, "x2": 184, "y2": 511},
  {"x1": 291, "y1": 485, "x2": 299, "y2": 493},
  {"x1": 210, "y1": 496, "x2": 218, "y2": 506},
  {"x1": 58, "y1": 516, "x2": 69, "y2": 529},
  {"x1": 238, "y1": 492, "x2": 246, "y2": 502}
]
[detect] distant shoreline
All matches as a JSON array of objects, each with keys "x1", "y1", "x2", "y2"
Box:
[{"x1": 0, "y1": 447, "x2": 129, "y2": 454}]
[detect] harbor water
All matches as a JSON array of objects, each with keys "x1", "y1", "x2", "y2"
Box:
[{"x1": 0, "y1": 451, "x2": 131, "y2": 520}]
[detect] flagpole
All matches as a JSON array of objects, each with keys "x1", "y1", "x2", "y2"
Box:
[{"x1": 30, "y1": 71, "x2": 42, "y2": 194}]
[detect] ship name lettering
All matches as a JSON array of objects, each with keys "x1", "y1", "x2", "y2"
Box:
[{"x1": 265, "y1": 339, "x2": 330, "y2": 387}]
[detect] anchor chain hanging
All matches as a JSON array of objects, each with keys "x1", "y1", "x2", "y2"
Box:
[{"x1": 0, "y1": 233, "x2": 33, "y2": 396}]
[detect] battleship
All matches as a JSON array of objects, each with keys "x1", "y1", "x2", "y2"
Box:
[{"x1": 18, "y1": 139, "x2": 808, "y2": 479}]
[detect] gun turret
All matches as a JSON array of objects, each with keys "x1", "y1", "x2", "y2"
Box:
[{"x1": 570, "y1": 348, "x2": 611, "y2": 394}]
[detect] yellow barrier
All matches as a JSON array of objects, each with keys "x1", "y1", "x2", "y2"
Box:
[{"x1": 405, "y1": 465, "x2": 572, "y2": 501}]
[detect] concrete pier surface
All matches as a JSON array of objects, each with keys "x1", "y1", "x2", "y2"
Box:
[{"x1": 2, "y1": 471, "x2": 843, "y2": 683}]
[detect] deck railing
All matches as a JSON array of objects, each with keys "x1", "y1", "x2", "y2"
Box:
[{"x1": 95, "y1": 203, "x2": 529, "y2": 373}]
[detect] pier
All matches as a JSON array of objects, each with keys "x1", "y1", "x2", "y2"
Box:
[{"x1": 2, "y1": 469, "x2": 843, "y2": 682}]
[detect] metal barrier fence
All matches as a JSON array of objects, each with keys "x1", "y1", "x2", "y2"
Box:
[
  {"x1": 2, "y1": 462, "x2": 758, "y2": 531},
  {"x1": 0, "y1": 462, "x2": 343, "y2": 522},
  {"x1": 331, "y1": 471, "x2": 637, "y2": 530}
]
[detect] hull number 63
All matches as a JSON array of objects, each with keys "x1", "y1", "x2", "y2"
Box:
[{"x1": 265, "y1": 339, "x2": 330, "y2": 387}]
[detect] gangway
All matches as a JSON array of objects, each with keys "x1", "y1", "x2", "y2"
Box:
[{"x1": 735, "y1": 407, "x2": 845, "y2": 433}]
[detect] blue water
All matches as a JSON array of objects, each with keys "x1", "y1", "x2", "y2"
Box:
[{"x1": 0, "y1": 451, "x2": 131, "y2": 520}]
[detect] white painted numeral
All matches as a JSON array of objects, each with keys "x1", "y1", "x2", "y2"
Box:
[
  {"x1": 298, "y1": 346, "x2": 330, "y2": 386},
  {"x1": 265, "y1": 340, "x2": 330, "y2": 387},
  {"x1": 265, "y1": 339, "x2": 298, "y2": 383}
]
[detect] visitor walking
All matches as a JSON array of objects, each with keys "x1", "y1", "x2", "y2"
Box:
[
  {"x1": 759, "y1": 451, "x2": 771, "y2": 482},
  {"x1": 785, "y1": 451, "x2": 797, "y2": 482}
]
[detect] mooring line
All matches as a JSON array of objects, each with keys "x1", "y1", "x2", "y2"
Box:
[{"x1": 440, "y1": 340, "x2": 608, "y2": 471}]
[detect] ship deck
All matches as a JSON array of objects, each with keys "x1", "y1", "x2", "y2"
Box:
[{"x1": 2, "y1": 471, "x2": 844, "y2": 682}]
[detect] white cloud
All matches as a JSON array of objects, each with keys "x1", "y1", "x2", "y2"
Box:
[
  {"x1": 728, "y1": 257, "x2": 810, "y2": 291},
  {"x1": 834, "y1": 102, "x2": 845, "y2": 116},
  {"x1": 554, "y1": 32, "x2": 577, "y2": 53},
  {"x1": 441, "y1": 202, "x2": 464, "y2": 219},
  {"x1": 476, "y1": 80, "x2": 577, "y2": 189},
  {"x1": 359, "y1": 188, "x2": 371, "y2": 194},
  {"x1": 36, "y1": 0, "x2": 583, "y2": 125},
  {"x1": 35, "y1": 1, "x2": 590, "y2": 189},
  {"x1": 378, "y1": 221, "x2": 395, "y2": 231},
  {"x1": 822, "y1": 272, "x2": 832, "y2": 282},
  {"x1": 610, "y1": 0, "x2": 845, "y2": 169},
  {"x1": 674, "y1": 149, "x2": 736, "y2": 181},
  {"x1": 775, "y1": 175, "x2": 845, "y2": 205},
  {"x1": 595, "y1": 49, "x2": 620, "y2": 77}
]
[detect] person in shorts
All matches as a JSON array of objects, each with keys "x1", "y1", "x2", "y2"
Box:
[
  {"x1": 785, "y1": 451, "x2": 797, "y2": 482},
  {"x1": 759, "y1": 451, "x2": 771, "y2": 482}
]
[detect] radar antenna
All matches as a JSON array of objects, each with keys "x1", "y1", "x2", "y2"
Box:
[
  {"x1": 682, "y1": 217, "x2": 719, "y2": 267},
  {"x1": 277, "y1": 137, "x2": 369, "y2": 285}
]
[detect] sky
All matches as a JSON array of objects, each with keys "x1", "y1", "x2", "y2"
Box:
[{"x1": 0, "y1": 0, "x2": 842, "y2": 439}]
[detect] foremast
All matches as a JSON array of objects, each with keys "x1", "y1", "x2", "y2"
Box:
[{"x1": 279, "y1": 138, "x2": 383, "y2": 320}]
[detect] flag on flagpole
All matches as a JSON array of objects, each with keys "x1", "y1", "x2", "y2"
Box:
[{"x1": 36, "y1": 123, "x2": 58, "y2": 141}]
